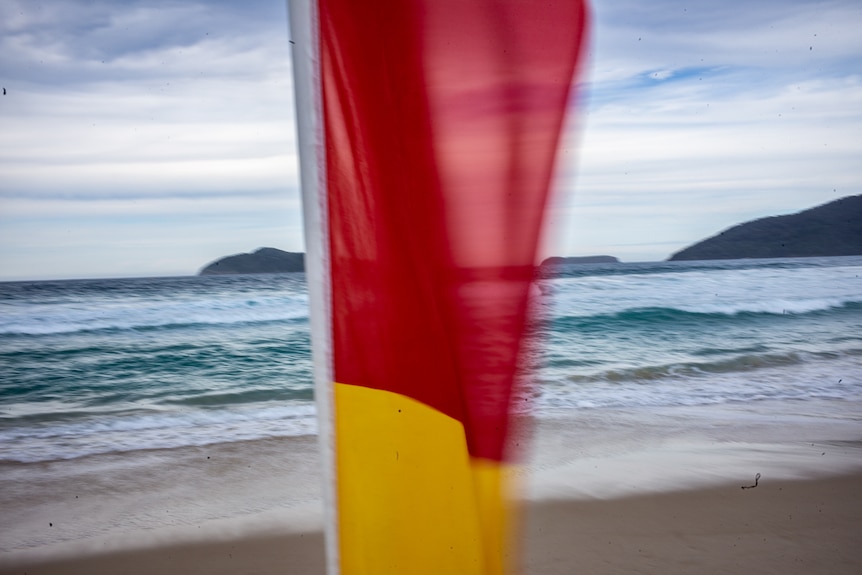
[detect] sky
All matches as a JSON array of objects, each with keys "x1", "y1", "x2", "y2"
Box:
[{"x1": 1, "y1": 0, "x2": 860, "y2": 280}]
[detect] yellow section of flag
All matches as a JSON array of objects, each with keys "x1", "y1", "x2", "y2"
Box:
[{"x1": 334, "y1": 382, "x2": 515, "y2": 575}]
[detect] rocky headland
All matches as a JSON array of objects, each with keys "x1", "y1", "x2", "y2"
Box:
[{"x1": 669, "y1": 195, "x2": 862, "y2": 261}]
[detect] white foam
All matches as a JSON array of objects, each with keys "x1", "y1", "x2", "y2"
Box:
[
  {"x1": 0, "y1": 294, "x2": 309, "y2": 335},
  {"x1": 0, "y1": 404, "x2": 318, "y2": 463},
  {"x1": 548, "y1": 261, "x2": 862, "y2": 319}
]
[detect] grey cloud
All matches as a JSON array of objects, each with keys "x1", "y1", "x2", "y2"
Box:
[{"x1": 0, "y1": 0, "x2": 289, "y2": 86}]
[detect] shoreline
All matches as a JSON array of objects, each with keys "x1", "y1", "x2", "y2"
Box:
[{"x1": 2, "y1": 473, "x2": 860, "y2": 574}]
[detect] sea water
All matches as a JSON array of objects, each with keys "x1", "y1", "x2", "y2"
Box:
[{"x1": 2, "y1": 257, "x2": 861, "y2": 464}]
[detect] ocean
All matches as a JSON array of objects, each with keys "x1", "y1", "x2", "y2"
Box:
[{"x1": 2, "y1": 257, "x2": 861, "y2": 464}]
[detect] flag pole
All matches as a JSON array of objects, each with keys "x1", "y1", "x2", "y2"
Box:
[{"x1": 287, "y1": 2, "x2": 339, "y2": 574}]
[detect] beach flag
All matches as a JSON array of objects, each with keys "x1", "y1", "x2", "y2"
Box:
[{"x1": 288, "y1": 1, "x2": 588, "y2": 573}]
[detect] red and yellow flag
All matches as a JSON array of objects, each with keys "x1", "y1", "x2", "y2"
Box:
[{"x1": 289, "y1": 1, "x2": 588, "y2": 573}]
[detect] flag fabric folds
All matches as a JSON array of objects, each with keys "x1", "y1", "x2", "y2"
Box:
[{"x1": 289, "y1": 1, "x2": 588, "y2": 573}]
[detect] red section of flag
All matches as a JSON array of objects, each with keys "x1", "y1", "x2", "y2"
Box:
[{"x1": 321, "y1": 0, "x2": 587, "y2": 461}]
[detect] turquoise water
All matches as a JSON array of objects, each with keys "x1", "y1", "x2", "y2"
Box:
[{"x1": 2, "y1": 256, "x2": 861, "y2": 463}]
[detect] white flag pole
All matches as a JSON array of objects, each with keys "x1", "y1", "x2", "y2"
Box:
[{"x1": 287, "y1": 2, "x2": 338, "y2": 574}]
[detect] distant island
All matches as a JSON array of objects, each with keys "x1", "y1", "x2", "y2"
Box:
[
  {"x1": 540, "y1": 255, "x2": 619, "y2": 267},
  {"x1": 537, "y1": 256, "x2": 619, "y2": 278},
  {"x1": 668, "y1": 195, "x2": 862, "y2": 261},
  {"x1": 199, "y1": 248, "x2": 305, "y2": 275}
]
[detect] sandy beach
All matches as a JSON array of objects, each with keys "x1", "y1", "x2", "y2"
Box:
[
  {"x1": 2, "y1": 473, "x2": 860, "y2": 575},
  {"x1": 2, "y1": 401, "x2": 861, "y2": 574}
]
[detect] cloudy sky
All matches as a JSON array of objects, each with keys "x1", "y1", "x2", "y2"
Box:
[{"x1": 1, "y1": 0, "x2": 860, "y2": 280}]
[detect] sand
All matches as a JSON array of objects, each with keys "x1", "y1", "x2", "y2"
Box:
[
  {"x1": 525, "y1": 474, "x2": 862, "y2": 575},
  {"x1": 1, "y1": 473, "x2": 860, "y2": 575},
  {"x1": 3, "y1": 400, "x2": 861, "y2": 574}
]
